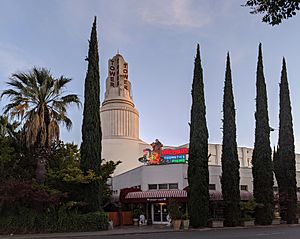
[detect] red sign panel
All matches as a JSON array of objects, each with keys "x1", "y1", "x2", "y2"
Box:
[{"x1": 161, "y1": 148, "x2": 188, "y2": 156}]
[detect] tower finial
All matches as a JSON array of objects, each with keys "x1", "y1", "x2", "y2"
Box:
[{"x1": 117, "y1": 49, "x2": 120, "y2": 55}]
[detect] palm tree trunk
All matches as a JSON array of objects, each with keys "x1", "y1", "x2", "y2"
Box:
[{"x1": 35, "y1": 147, "x2": 47, "y2": 184}]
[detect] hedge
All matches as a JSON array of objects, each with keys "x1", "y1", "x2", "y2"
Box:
[{"x1": 0, "y1": 208, "x2": 108, "y2": 234}]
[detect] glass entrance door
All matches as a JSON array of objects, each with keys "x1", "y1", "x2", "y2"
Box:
[
  {"x1": 152, "y1": 203, "x2": 168, "y2": 224},
  {"x1": 161, "y1": 204, "x2": 168, "y2": 222}
]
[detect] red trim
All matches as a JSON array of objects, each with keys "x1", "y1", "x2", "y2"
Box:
[{"x1": 120, "y1": 188, "x2": 300, "y2": 204}]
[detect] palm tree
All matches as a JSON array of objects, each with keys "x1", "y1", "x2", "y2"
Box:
[{"x1": 1, "y1": 67, "x2": 80, "y2": 183}]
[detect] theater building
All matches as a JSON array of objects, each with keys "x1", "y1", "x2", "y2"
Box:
[{"x1": 101, "y1": 53, "x2": 300, "y2": 224}]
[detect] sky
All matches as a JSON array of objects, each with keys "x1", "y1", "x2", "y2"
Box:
[{"x1": 0, "y1": 0, "x2": 300, "y2": 152}]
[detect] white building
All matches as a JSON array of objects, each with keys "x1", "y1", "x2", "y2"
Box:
[
  {"x1": 100, "y1": 53, "x2": 149, "y2": 176},
  {"x1": 101, "y1": 53, "x2": 300, "y2": 224},
  {"x1": 111, "y1": 144, "x2": 300, "y2": 224}
]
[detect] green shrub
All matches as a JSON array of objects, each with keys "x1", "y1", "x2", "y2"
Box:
[
  {"x1": 167, "y1": 198, "x2": 182, "y2": 220},
  {"x1": 0, "y1": 208, "x2": 108, "y2": 234}
]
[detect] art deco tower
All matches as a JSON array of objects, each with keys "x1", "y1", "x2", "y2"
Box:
[
  {"x1": 100, "y1": 53, "x2": 149, "y2": 175},
  {"x1": 101, "y1": 53, "x2": 139, "y2": 139}
]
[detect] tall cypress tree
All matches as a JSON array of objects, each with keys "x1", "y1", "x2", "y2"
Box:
[
  {"x1": 274, "y1": 58, "x2": 297, "y2": 224},
  {"x1": 252, "y1": 43, "x2": 274, "y2": 225},
  {"x1": 221, "y1": 53, "x2": 240, "y2": 227},
  {"x1": 188, "y1": 44, "x2": 209, "y2": 228},
  {"x1": 80, "y1": 17, "x2": 102, "y2": 211}
]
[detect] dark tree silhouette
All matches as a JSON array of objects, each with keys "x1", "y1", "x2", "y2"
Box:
[
  {"x1": 80, "y1": 17, "x2": 102, "y2": 211},
  {"x1": 221, "y1": 53, "x2": 240, "y2": 227},
  {"x1": 252, "y1": 43, "x2": 273, "y2": 225},
  {"x1": 188, "y1": 44, "x2": 209, "y2": 228},
  {"x1": 274, "y1": 58, "x2": 297, "y2": 224},
  {"x1": 244, "y1": 0, "x2": 300, "y2": 25}
]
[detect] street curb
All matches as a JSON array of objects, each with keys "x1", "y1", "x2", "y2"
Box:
[
  {"x1": 1, "y1": 223, "x2": 300, "y2": 239},
  {"x1": 0, "y1": 229, "x2": 175, "y2": 239}
]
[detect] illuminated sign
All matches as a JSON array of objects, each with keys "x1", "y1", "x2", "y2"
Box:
[
  {"x1": 139, "y1": 147, "x2": 189, "y2": 165},
  {"x1": 161, "y1": 148, "x2": 189, "y2": 156}
]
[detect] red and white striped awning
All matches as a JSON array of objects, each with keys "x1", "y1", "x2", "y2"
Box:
[
  {"x1": 125, "y1": 190, "x2": 186, "y2": 199},
  {"x1": 122, "y1": 189, "x2": 299, "y2": 203},
  {"x1": 124, "y1": 190, "x2": 225, "y2": 201}
]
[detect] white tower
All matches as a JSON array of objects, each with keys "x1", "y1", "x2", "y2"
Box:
[{"x1": 100, "y1": 53, "x2": 149, "y2": 175}]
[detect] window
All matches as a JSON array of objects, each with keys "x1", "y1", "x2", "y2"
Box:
[
  {"x1": 169, "y1": 183, "x2": 178, "y2": 189},
  {"x1": 159, "y1": 184, "x2": 168, "y2": 190},
  {"x1": 297, "y1": 187, "x2": 300, "y2": 192},
  {"x1": 148, "y1": 184, "x2": 157, "y2": 190},
  {"x1": 209, "y1": 184, "x2": 216, "y2": 190},
  {"x1": 241, "y1": 185, "x2": 248, "y2": 191},
  {"x1": 132, "y1": 185, "x2": 141, "y2": 190},
  {"x1": 273, "y1": 186, "x2": 278, "y2": 192}
]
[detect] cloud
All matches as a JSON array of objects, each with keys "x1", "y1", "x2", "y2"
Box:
[
  {"x1": 139, "y1": 0, "x2": 214, "y2": 28},
  {"x1": 0, "y1": 43, "x2": 31, "y2": 79}
]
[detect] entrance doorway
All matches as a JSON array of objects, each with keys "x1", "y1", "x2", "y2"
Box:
[{"x1": 151, "y1": 203, "x2": 168, "y2": 224}]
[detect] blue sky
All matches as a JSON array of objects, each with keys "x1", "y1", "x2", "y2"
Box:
[{"x1": 1, "y1": 0, "x2": 300, "y2": 152}]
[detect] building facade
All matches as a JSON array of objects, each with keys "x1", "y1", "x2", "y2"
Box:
[
  {"x1": 111, "y1": 144, "x2": 300, "y2": 224},
  {"x1": 101, "y1": 53, "x2": 300, "y2": 224}
]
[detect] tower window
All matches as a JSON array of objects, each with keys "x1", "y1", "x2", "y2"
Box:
[{"x1": 209, "y1": 184, "x2": 216, "y2": 190}]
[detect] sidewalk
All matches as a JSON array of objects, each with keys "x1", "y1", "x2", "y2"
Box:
[
  {"x1": 1, "y1": 223, "x2": 300, "y2": 239},
  {"x1": 0, "y1": 225, "x2": 174, "y2": 239}
]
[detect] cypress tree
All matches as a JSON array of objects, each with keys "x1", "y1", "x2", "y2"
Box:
[
  {"x1": 80, "y1": 17, "x2": 102, "y2": 211},
  {"x1": 274, "y1": 58, "x2": 297, "y2": 224},
  {"x1": 252, "y1": 43, "x2": 274, "y2": 225},
  {"x1": 188, "y1": 44, "x2": 209, "y2": 227},
  {"x1": 221, "y1": 53, "x2": 240, "y2": 227}
]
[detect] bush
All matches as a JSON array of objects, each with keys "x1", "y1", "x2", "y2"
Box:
[
  {"x1": 133, "y1": 208, "x2": 143, "y2": 219},
  {"x1": 0, "y1": 180, "x2": 63, "y2": 213},
  {"x1": 167, "y1": 198, "x2": 181, "y2": 220},
  {"x1": 240, "y1": 199, "x2": 263, "y2": 220},
  {"x1": 0, "y1": 208, "x2": 108, "y2": 234}
]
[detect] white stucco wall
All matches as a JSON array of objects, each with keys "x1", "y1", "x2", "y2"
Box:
[
  {"x1": 112, "y1": 163, "x2": 300, "y2": 197},
  {"x1": 102, "y1": 138, "x2": 149, "y2": 176}
]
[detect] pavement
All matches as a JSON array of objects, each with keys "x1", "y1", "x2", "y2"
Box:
[
  {"x1": 1, "y1": 223, "x2": 300, "y2": 239},
  {"x1": 0, "y1": 225, "x2": 173, "y2": 239}
]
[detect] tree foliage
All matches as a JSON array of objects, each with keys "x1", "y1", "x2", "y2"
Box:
[
  {"x1": 252, "y1": 44, "x2": 273, "y2": 225},
  {"x1": 47, "y1": 142, "x2": 120, "y2": 207},
  {"x1": 274, "y1": 58, "x2": 297, "y2": 224},
  {"x1": 1, "y1": 68, "x2": 80, "y2": 148},
  {"x1": 1, "y1": 67, "x2": 80, "y2": 183},
  {"x1": 0, "y1": 115, "x2": 19, "y2": 138},
  {"x1": 0, "y1": 180, "x2": 63, "y2": 214},
  {"x1": 80, "y1": 17, "x2": 102, "y2": 212},
  {"x1": 244, "y1": 0, "x2": 300, "y2": 25},
  {"x1": 0, "y1": 118, "x2": 35, "y2": 183},
  {"x1": 221, "y1": 53, "x2": 240, "y2": 227},
  {"x1": 188, "y1": 44, "x2": 209, "y2": 228}
]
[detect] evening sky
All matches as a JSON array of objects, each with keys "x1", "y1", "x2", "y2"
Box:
[{"x1": 0, "y1": 0, "x2": 300, "y2": 152}]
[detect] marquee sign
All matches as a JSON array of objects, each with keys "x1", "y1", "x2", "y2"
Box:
[{"x1": 138, "y1": 139, "x2": 188, "y2": 165}]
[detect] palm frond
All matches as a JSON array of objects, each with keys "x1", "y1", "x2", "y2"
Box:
[
  {"x1": 61, "y1": 94, "x2": 81, "y2": 107},
  {"x1": 56, "y1": 76, "x2": 72, "y2": 89},
  {"x1": 25, "y1": 112, "x2": 41, "y2": 147},
  {"x1": 62, "y1": 115, "x2": 72, "y2": 130},
  {"x1": 1, "y1": 89, "x2": 22, "y2": 98},
  {"x1": 48, "y1": 120, "x2": 60, "y2": 146}
]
